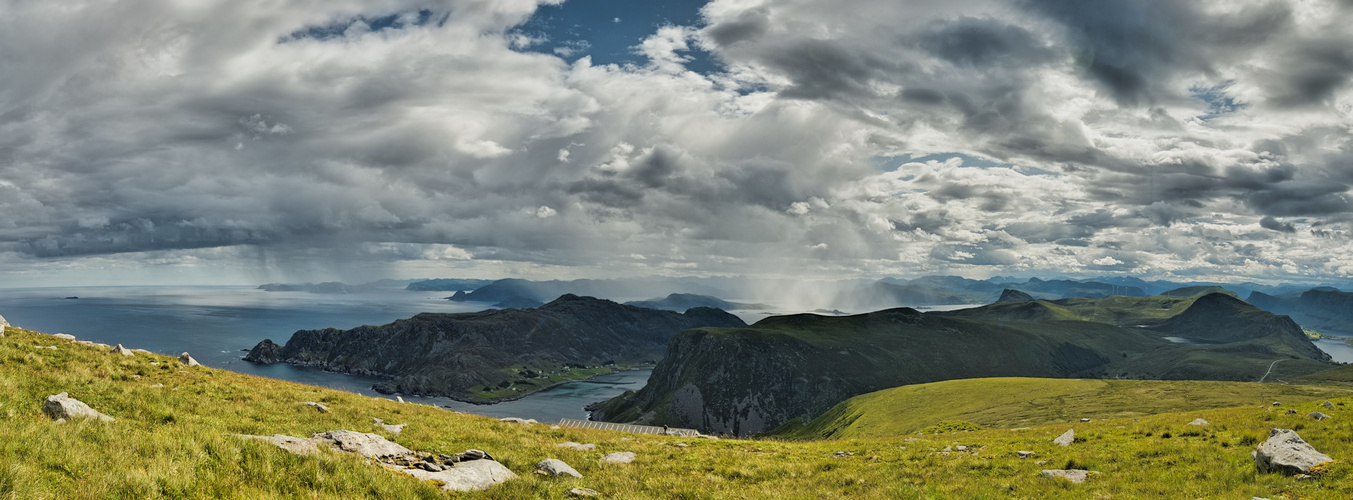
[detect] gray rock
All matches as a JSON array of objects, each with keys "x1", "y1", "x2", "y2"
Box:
[
  {"x1": 1017, "y1": 451, "x2": 1035, "y2": 459},
  {"x1": 243, "y1": 339, "x2": 284, "y2": 364},
  {"x1": 42, "y1": 393, "x2": 114, "y2": 422},
  {"x1": 1079, "y1": 418, "x2": 1090, "y2": 422},
  {"x1": 179, "y1": 352, "x2": 201, "y2": 367},
  {"x1": 110, "y1": 344, "x2": 134, "y2": 356},
  {"x1": 462, "y1": 449, "x2": 492, "y2": 461},
  {"x1": 569, "y1": 487, "x2": 601, "y2": 497},
  {"x1": 537, "y1": 458, "x2": 583, "y2": 478},
  {"x1": 53, "y1": 333, "x2": 76, "y2": 341},
  {"x1": 1309, "y1": 412, "x2": 1331, "y2": 421},
  {"x1": 499, "y1": 417, "x2": 538, "y2": 425},
  {"x1": 312, "y1": 430, "x2": 412, "y2": 459},
  {"x1": 1285, "y1": 409, "x2": 1297, "y2": 415},
  {"x1": 398, "y1": 459, "x2": 517, "y2": 492},
  {"x1": 557, "y1": 442, "x2": 598, "y2": 451},
  {"x1": 0, "y1": 312, "x2": 9, "y2": 334},
  {"x1": 301, "y1": 402, "x2": 329, "y2": 413},
  {"x1": 1053, "y1": 429, "x2": 1075, "y2": 447},
  {"x1": 1253, "y1": 428, "x2": 1333, "y2": 475},
  {"x1": 599, "y1": 451, "x2": 636, "y2": 464},
  {"x1": 231, "y1": 434, "x2": 321, "y2": 455},
  {"x1": 1186, "y1": 418, "x2": 1209, "y2": 426},
  {"x1": 1041, "y1": 469, "x2": 1097, "y2": 484},
  {"x1": 1323, "y1": 400, "x2": 1335, "y2": 409}
]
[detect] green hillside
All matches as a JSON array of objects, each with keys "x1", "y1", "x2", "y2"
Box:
[
  {"x1": 4, "y1": 326, "x2": 1353, "y2": 498},
  {"x1": 783, "y1": 377, "x2": 1353, "y2": 440}
]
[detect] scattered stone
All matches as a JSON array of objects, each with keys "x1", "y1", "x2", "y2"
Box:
[
  {"x1": 110, "y1": 344, "x2": 134, "y2": 356},
  {"x1": 1187, "y1": 418, "x2": 1209, "y2": 426},
  {"x1": 461, "y1": 449, "x2": 493, "y2": 461},
  {"x1": 600, "y1": 452, "x2": 635, "y2": 464},
  {"x1": 301, "y1": 402, "x2": 330, "y2": 413},
  {"x1": 179, "y1": 352, "x2": 200, "y2": 367},
  {"x1": 536, "y1": 458, "x2": 583, "y2": 478},
  {"x1": 1285, "y1": 409, "x2": 1298, "y2": 415},
  {"x1": 955, "y1": 445, "x2": 968, "y2": 451},
  {"x1": 499, "y1": 417, "x2": 538, "y2": 425},
  {"x1": 550, "y1": 425, "x2": 561, "y2": 430},
  {"x1": 1079, "y1": 418, "x2": 1090, "y2": 423},
  {"x1": 833, "y1": 451, "x2": 853, "y2": 457},
  {"x1": 1253, "y1": 428, "x2": 1334, "y2": 475},
  {"x1": 53, "y1": 333, "x2": 76, "y2": 341},
  {"x1": 1041, "y1": 469, "x2": 1097, "y2": 484},
  {"x1": 1272, "y1": 401, "x2": 1282, "y2": 406},
  {"x1": 231, "y1": 434, "x2": 321, "y2": 455},
  {"x1": 1035, "y1": 460, "x2": 1048, "y2": 465},
  {"x1": 400, "y1": 459, "x2": 517, "y2": 492},
  {"x1": 42, "y1": 393, "x2": 114, "y2": 422},
  {"x1": 569, "y1": 487, "x2": 601, "y2": 497},
  {"x1": 149, "y1": 383, "x2": 164, "y2": 388},
  {"x1": 418, "y1": 462, "x2": 445, "y2": 472},
  {"x1": 675, "y1": 443, "x2": 689, "y2": 447},
  {"x1": 1053, "y1": 429, "x2": 1075, "y2": 447},
  {"x1": 1017, "y1": 451, "x2": 1035, "y2": 459},
  {"x1": 557, "y1": 442, "x2": 598, "y2": 451},
  {"x1": 1308, "y1": 412, "x2": 1331, "y2": 421},
  {"x1": 1323, "y1": 400, "x2": 1335, "y2": 409},
  {"x1": 312, "y1": 430, "x2": 412, "y2": 459},
  {"x1": 0, "y1": 313, "x2": 8, "y2": 335}
]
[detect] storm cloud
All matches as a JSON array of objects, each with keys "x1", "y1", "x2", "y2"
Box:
[{"x1": 2, "y1": 0, "x2": 1352, "y2": 286}]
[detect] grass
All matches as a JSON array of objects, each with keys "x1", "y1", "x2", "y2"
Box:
[
  {"x1": 782, "y1": 377, "x2": 1353, "y2": 440},
  {"x1": 4, "y1": 326, "x2": 1353, "y2": 498}
]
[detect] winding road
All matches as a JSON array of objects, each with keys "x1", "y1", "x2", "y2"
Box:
[{"x1": 1258, "y1": 359, "x2": 1285, "y2": 383}]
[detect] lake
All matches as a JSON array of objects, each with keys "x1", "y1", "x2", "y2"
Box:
[{"x1": 0, "y1": 286, "x2": 648, "y2": 422}]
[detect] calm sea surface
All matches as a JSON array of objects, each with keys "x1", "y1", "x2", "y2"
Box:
[{"x1": 0, "y1": 286, "x2": 648, "y2": 422}]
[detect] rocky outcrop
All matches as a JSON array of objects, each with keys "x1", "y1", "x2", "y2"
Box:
[
  {"x1": 1247, "y1": 289, "x2": 1353, "y2": 335},
  {"x1": 536, "y1": 458, "x2": 582, "y2": 478},
  {"x1": 110, "y1": 344, "x2": 134, "y2": 356},
  {"x1": 43, "y1": 393, "x2": 115, "y2": 422},
  {"x1": 243, "y1": 339, "x2": 283, "y2": 364},
  {"x1": 1041, "y1": 469, "x2": 1097, "y2": 484},
  {"x1": 179, "y1": 352, "x2": 201, "y2": 367},
  {"x1": 247, "y1": 294, "x2": 745, "y2": 401},
  {"x1": 1053, "y1": 429, "x2": 1075, "y2": 446},
  {"x1": 232, "y1": 431, "x2": 516, "y2": 492},
  {"x1": 1253, "y1": 428, "x2": 1333, "y2": 475},
  {"x1": 996, "y1": 289, "x2": 1034, "y2": 303},
  {"x1": 0, "y1": 313, "x2": 8, "y2": 336}
]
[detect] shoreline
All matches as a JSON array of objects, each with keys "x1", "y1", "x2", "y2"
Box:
[{"x1": 438, "y1": 366, "x2": 654, "y2": 406}]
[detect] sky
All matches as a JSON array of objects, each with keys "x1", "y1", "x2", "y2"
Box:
[{"x1": 2, "y1": 0, "x2": 1353, "y2": 287}]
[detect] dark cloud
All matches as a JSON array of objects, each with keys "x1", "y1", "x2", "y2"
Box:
[
  {"x1": 916, "y1": 16, "x2": 1049, "y2": 68},
  {"x1": 1259, "y1": 216, "x2": 1297, "y2": 233}
]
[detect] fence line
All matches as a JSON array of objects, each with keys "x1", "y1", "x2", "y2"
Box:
[{"x1": 557, "y1": 418, "x2": 698, "y2": 437}]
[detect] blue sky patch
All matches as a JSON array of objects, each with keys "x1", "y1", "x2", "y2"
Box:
[{"x1": 511, "y1": 0, "x2": 722, "y2": 74}]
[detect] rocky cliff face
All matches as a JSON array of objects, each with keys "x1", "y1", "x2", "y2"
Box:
[
  {"x1": 246, "y1": 295, "x2": 745, "y2": 400},
  {"x1": 1247, "y1": 289, "x2": 1353, "y2": 336},
  {"x1": 599, "y1": 297, "x2": 1336, "y2": 437}
]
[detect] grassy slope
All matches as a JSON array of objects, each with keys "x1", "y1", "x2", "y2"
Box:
[
  {"x1": 784, "y1": 377, "x2": 1353, "y2": 440},
  {"x1": 5, "y1": 326, "x2": 1353, "y2": 499}
]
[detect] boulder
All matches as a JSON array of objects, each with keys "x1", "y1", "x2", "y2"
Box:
[
  {"x1": 372, "y1": 418, "x2": 407, "y2": 435},
  {"x1": 569, "y1": 487, "x2": 602, "y2": 497},
  {"x1": 1053, "y1": 429, "x2": 1075, "y2": 447},
  {"x1": 556, "y1": 442, "x2": 597, "y2": 451},
  {"x1": 42, "y1": 393, "x2": 114, "y2": 422},
  {"x1": 1285, "y1": 409, "x2": 1297, "y2": 415},
  {"x1": 110, "y1": 344, "x2": 134, "y2": 356},
  {"x1": 398, "y1": 458, "x2": 517, "y2": 492},
  {"x1": 1253, "y1": 428, "x2": 1333, "y2": 475},
  {"x1": 232, "y1": 434, "x2": 321, "y2": 455},
  {"x1": 0, "y1": 313, "x2": 8, "y2": 335},
  {"x1": 1323, "y1": 400, "x2": 1335, "y2": 409},
  {"x1": 179, "y1": 352, "x2": 201, "y2": 367},
  {"x1": 599, "y1": 452, "x2": 636, "y2": 464},
  {"x1": 1308, "y1": 412, "x2": 1331, "y2": 421},
  {"x1": 536, "y1": 458, "x2": 583, "y2": 478},
  {"x1": 1041, "y1": 469, "x2": 1097, "y2": 484},
  {"x1": 1016, "y1": 451, "x2": 1035, "y2": 459},
  {"x1": 53, "y1": 333, "x2": 76, "y2": 341},
  {"x1": 499, "y1": 417, "x2": 538, "y2": 425},
  {"x1": 243, "y1": 339, "x2": 284, "y2": 364},
  {"x1": 1187, "y1": 418, "x2": 1209, "y2": 426},
  {"x1": 301, "y1": 402, "x2": 330, "y2": 413},
  {"x1": 312, "y1": 430, "x2": 412, "y2": 459}
]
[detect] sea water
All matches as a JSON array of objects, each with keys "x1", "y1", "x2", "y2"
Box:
[{"x1": 0, "y1": 286, "x2": 648, "y2": 422}]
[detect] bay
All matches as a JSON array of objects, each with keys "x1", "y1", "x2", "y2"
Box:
[{"x1": 0, "y1": 285, "x2": 647, "y2": 422}]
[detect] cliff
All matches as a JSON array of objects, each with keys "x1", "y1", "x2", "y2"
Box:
[{"x1": 245, "y1": 295, "x2": 745, "y2": 401}]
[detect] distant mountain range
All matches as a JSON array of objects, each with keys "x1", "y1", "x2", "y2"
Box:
[
  {"x1": 593, "y1": 287, "x2": 1336, "y2": 436},
  {"x1": 1247, "y1": 288, "x2": 1353, "y2": 336}
]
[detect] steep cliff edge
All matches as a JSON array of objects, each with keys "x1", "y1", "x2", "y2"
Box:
[
  {"x1": 598, "y1": 298, "x2": 1335, "y2": 437},
  {"x1": 245, "y1": 294, "x2": 745, "y2": 401}
]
